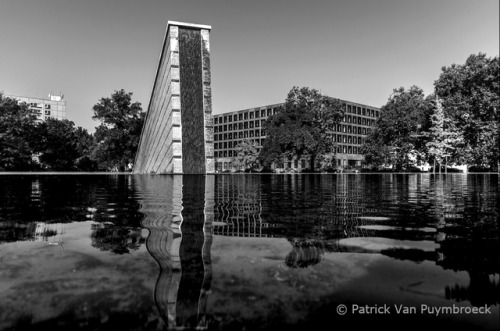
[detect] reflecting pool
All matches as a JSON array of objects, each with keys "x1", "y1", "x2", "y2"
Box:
[{"x1": 0, "y1": 174, "x2": 499, "y2": 330}]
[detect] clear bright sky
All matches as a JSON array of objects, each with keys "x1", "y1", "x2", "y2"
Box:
[{"x1": 1, "y1": 0, "x2": 498, "y2": 132}]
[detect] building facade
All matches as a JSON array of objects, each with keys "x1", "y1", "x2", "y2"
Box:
[
  {"x1": 213, "y1": 98, "x2": 380, "y2": 172},
  {"x1": 133, "y1": 21, "x2": 214, "y2": 174},
  {"x1": 6, "y1": 93, "x2": 66, "y2": 122}
]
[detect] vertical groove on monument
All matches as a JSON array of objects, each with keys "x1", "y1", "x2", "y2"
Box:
[
  {"x1": 133, "y1": 22, "x2": 213, "y2": 174},
  {"x1": 178, "y1": 28, "x2": 206, "y2": 174}
]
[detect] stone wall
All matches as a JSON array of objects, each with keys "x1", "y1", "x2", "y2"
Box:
[{"x1": 134, "y1": 22, "x2": 213, "y2": 174}]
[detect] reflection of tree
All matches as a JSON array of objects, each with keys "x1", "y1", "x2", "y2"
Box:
[
  {"x1": 90, "y1": 223, "x2": 145, "y2": 254},
  {"x1": 446, "y1": 272, "x2": 500, "y2": 306}
]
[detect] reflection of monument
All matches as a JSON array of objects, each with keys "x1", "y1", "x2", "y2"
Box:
[
  {"x1": 134, "y1": 21, "x2": 214, "y2": 174},
  {"x1": 135, "y1": 175, "x2": 214, "y2": 329}
]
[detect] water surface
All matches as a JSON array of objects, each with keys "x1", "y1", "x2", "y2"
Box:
[{"x1": 0, "y1": 174, "x2": 498, "y2": 330}]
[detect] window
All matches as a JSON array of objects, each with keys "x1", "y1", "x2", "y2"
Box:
[
  {"x1": 223, "y1": 134, "x2": 227, "y2": 140},
  {"x1": 337, "y1": 146, "x2": 341, "y2": 153},
  {"x1": 347, "y1": 105, "x2": 351, "y2": 113},
  {"x1": 261, "y1": 109, "x2": 266, "y2": 117},
  {"x1": 348, "y1": 136, "x2": 352, "y2": 144},
  {"x1": 255, "y1": 130, "x2": 260, "y2": 137},
  {"x1": 224, "y1": 116, "x2": 227, "y2": 123},
  {"x1": 223, "y1": 125, "x2": 227, "y2": 131},
  {"x1": 343, "y1": 146, "x2": 347, "y2": 153},
  {"x1": 229, "y1": 151, "x2": 233, "y2": 157},
  {"x1": 255, "y1": 111, "x2": 260, "y2": 118},
  {"x1": 250, "y1": 131, "x2": 254, "y2": 137},
  {"x1": 244, "y1": 131, "x2": 248, "y2": 138},
  {"x1": 256, "y1": 120, "x2": 260, "y2": 127},
  {"x1": 214, "y1": 118, "x2": 218, "y2": 124},
  {"x1": 228, "y1": 133, "x2": 232, "y2": 139},
  {"x1": 250, "y1": 112, "x2": 254, "y2": 119},
  {"x1": 224, "y1": 142, "x2": 227, "y2": 148},
  {"x1": 273, "y1": 108, "x2": 277, "y2": 114},
  {"x1": 244, "y1": 112, "x2": 248, "y2": 120},
  {"x1": 239, "y1": 132, "x2": 243, "y2": 138},
  {"x1": 353, "y1": 146, "x2": 358, "y2": 154},
  {"x1": 362, "y1": 108, "x2": 366, "y2": 116},
  {"x1": 214, "y1": 151, "x2": 218, "y2": 158},
  {"x1": 228, "y1": 142, "x2": 232, "y2": 148},
  {"x1": 343, "y1": 135, "x2": 347, "y2": 143},
  {"x1": 45, "y1": 104, "x2": 51, "y2": 109},
  {"x1": 249, "y1": 121, "x2": 254, "y2": 128},
  {"x1": 214, "y1": 127, "x2": 218, "y2": 133},
  {"x1": 234, "y1": 115, "x2": 237, "y2": 121},
  {"x1": 357, "y1": 107, "x2": 361, "y2": 115},
  {"x1": 239, "y1": 123, "x2": 243, "y2": 130},
  {"x1": 228, "y1": 124, "x2": 232, "y2": 131},
  {"x1": 348, "y1": 146, "x2": 352, "y2": 154},
  {"x1": 267, "y1": 109, "x2": 272, "y2": 116},
  {"x1": 244, "y1": 122, "x2": 248, "y2": 129},
  {"x1": 239, "y1": 114, "x2": 243, "y2": 121},
  {"x1": 261, "y1": 129, "x2": 266, "y2": 136}
]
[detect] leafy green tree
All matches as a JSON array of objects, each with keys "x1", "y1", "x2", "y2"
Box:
[
  {"x1": 91, "y1": 89, "x2": 144, "y2": 171},
  {"x1": 361, "y1": 86, "x2": 431, "y2": 170},
  {"x1": 31, "y1": 118, "x2": 81, "y2": 170},
  {"x1": 232, "y1": 139, "x2": 259, "y2": 170},
  {"x1": 0, "y1": 94, "x2": 38, "y2": 171},
  {"x1": 259, "y1": 86, "x2": 344, "y2": 171},
  {"x1": 434, "y1": 53, "x2": 499, "y2": 169},
  {"x1": 423, "y1": 96, "x2": 461, "y2": 172}
]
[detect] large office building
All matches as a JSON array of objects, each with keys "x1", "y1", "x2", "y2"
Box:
[
  {"x1": 213, "y1": 98, "x2": 380, "y2": 172},
  {"x1": 6, "y1": 93, "x2": 66, "y2": 122}
]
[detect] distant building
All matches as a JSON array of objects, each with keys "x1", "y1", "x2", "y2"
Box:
[
  {"x1": 6, "y1": 93, "x2": 66, "y2": 122},
  {"x1": 212, "y1": 98, "x2": 380, "y2": 171}
]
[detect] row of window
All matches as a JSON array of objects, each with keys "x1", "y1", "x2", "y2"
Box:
[
  {"x1": 215, "y1": 139, "x2": 265, "y2": 150},
  {"x1": 214, "y1": 144, "x2": 363, "y2": 158},
  {"x1": 213, "y1": 104, "x2": 380, "y2": 125},
  {"x1": 214, "y1": 135, "x2": 365, "y2": 151},
  {"x1": 214, "y1": 126, "x2": 371, "y2": 143},
  {"x1": 215, "y1": 130, "x2": 266, "y2": 141},
  {"x1": 214, "y1": 117, "x2": 376, "y2": 135},
  {"x1": 214, "y1": 108, "x2": 278, "y2": 124}
]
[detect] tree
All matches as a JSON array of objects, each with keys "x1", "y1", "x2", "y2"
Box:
[
  {"x1": 361, "y1": 86, "x2": 431, "y2": 170},
  {"x1": 434, "y1": 53, "x2": 499, "y2": 170},
  {"x1": 91, "y1": 89, "x2": 145, "y2": 171},
  {"x1": 31, "y1": 118, "x2": 82, "y2": 170},
  {"x1": 423, "y1": 96, "x2": 460, "y2": 172},
  {"x1": 231, "y1": 139, "x2": 259, "y2": 170},
  {"x1": 259, "y1": 86, "x2": 344, "y2": 171},
  {"x1": 0, "y1": 94, "x2": 38, "y2": 171}
]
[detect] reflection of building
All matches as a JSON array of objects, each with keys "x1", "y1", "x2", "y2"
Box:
[
  {"x1": 6, "y1": 93, "x2": 66, "y2": 122},
  {"x1": 213, "y1": 99, "x2": 380, "y2": 171},
  {"x1": 135, "y1": 175, "x2": 214, "y2": 329}
]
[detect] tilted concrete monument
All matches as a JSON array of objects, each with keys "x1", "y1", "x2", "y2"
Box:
[{"x1": 134, "y1": 21, "x2": 214, "y2": 174}]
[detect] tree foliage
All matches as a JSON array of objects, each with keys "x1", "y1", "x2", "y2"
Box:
[
  {"x1": 91, "y1": 89, "x2": 144, "y2": 171},
  {"x1": 231, "y1": 139, "x2": 259, "y2": 170},
  {"x1": 31, "y1": 118, "x2": 81, "y2": 170},
  {"x1": 259, "y1": 86, "x2": 344, "y2": 170},
  {"x1": 434, "y1": 53, "x2": 499, "y2": 168},
  {"x1": 360, "y1": 86, "x2": 431, "y2": 170},
  {"x1": 0, "y1": 94, "x2": 38, "y2": 171}
]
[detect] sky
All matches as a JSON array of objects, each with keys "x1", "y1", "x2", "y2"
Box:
[{"x1": 1, "y1": 0, "x2": 498, "y2": 132}]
